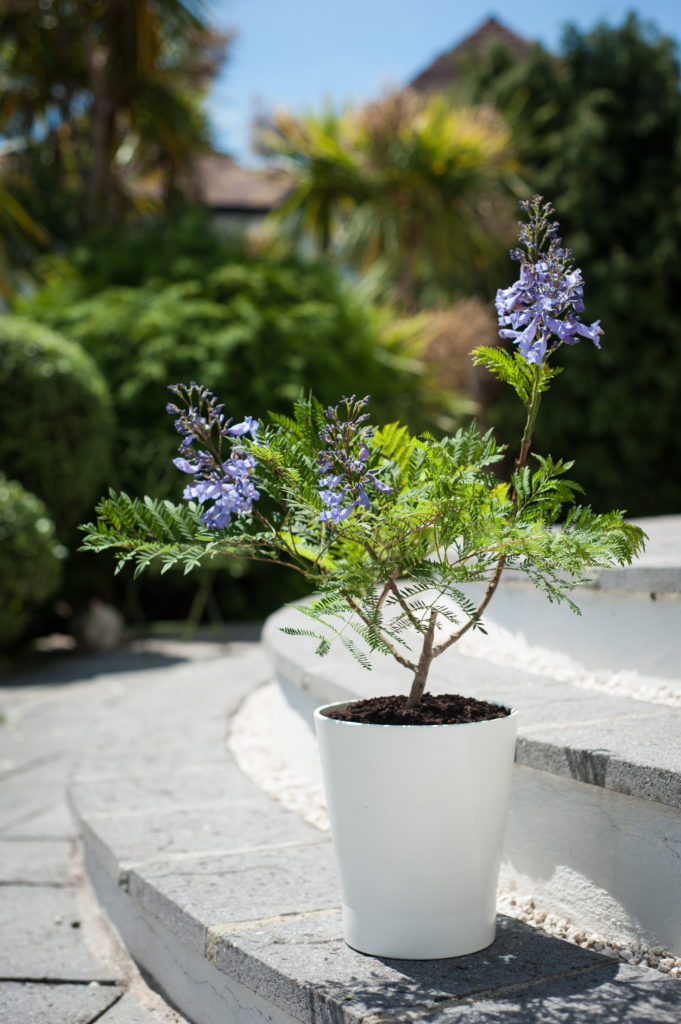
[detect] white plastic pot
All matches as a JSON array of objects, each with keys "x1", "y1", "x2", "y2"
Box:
[{"x1": 314, "y1": 700, "x2": 518, "y2": 959}]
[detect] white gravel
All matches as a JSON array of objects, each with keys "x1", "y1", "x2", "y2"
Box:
[
  {"x1": 230, "y1": 683, "x2": 330, "y2": 832},
  {"x1": 456, "y1": 619, "x2": 681, "y2": 707},
  {"x1": 229, "y1": 679, "x2": 681, "y2": 977}
]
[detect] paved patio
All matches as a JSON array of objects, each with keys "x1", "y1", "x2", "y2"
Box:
[{"x1": 3, "y1": 624, "x2": 680, "y2": 1023}]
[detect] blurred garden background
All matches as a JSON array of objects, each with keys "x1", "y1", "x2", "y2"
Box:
[{"x1": 1, "y1": 1, "x2": 680, "y2": 657}]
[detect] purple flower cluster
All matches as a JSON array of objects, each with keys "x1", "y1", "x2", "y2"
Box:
[
  {"x1": 317, "y1": 396, "x2": 391, "y2": 525},
  {"x1": 496, "y1": 196, "x2": 603, "y2": 366},
  {"x1": 167, "y1": 383, "x2": 259, "y2": 529}
]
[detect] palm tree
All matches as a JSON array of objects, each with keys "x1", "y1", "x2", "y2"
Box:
[
  {"x1": 0, "y1": 0, "x2": 230, "y2": 234},
  {"x1": 78, "y1": 0, "x2": 224, "y2": 224},
  {"x1": 261, "y1": 91, "x2": 521, "y2": 309},
  {"x1": 0, "y1": 171, "x2": 50, "y2": 296}
]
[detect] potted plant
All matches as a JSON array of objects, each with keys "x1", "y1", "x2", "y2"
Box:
[{"x1": 81, "y1": 197, "x2": 645, "y2": 959}]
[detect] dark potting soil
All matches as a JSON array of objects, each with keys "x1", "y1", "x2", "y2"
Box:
[{"x1": 322, "y1": 693, "x2": 512, "y2": 726}]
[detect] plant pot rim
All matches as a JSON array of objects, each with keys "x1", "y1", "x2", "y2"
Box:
[{"x1": 314, "y1": 700, "x2": 519, "y2": 730}]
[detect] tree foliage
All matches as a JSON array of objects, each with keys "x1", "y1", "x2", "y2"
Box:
[
  {"x1": 81, "y1": 393, "x2": 644, "y2": 698},
  {"x1": 260, "y1": 91, "x2": 521, "y2": 309},
  {"x1": 460, "y1": 14, "x2": 681, "y2": 514},
  {"x1": 77, "y1": 198, "x2": 647, "y2": 682},
  {"x1": 0, "y1": 0, "x2": 230, "y2": 242},
  {"x1": 19, "y1": 216, "x2": 449, "y2": 502},
  {"x1": 0, "y1": 168, "x2": 50, "y2": 293},
  {"x1": 15, "y1": 213, "x2": 460, "y2": 626}
]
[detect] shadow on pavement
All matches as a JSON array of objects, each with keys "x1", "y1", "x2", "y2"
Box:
[
  {"x1": 0, "y1": 646, "x2": 188, "y2": 688},
  {"x1": 1, "y1": 622, "x2": 263, "y2": 690},
  {"x1": 317, "y1": 958, "x2": 680, "y2": 1024}
]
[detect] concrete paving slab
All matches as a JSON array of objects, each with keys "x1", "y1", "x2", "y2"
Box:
[
  {"x1": 0, "y1": 647, "x2": 190, "y2": 691},
  {"x1": 428, "y1": 652, "x2": 676, "y2": 738},
  {"x1": 0, "y1": 798, "x2": 75, "y2": 839},
  {"x1": 0, "y1": 644, "x2": 268, "y2": 828},
  {"x1": 0, "y1": 635, "x2": 276, "y2": 1023},
  {"x1": 79, "y1": 788, "x2": 326, "y2": 885},
  {"x1": 70, "y1": 761, "x2": 267, "y2": 818},
  {"x1": 98, "y1": 991, "x2": 186, "y2": 1023},
  {"x1": 0, "y1": 838, "x2": 73, "y2": 885},
  {"x1": 0, "y1": 982, "x2": 123, "y2": 1024},
  {"x1": 63, "y1": 624, "x2": 681, "y2": 1024},
  {"x1": 0, "y1": 738, "x2": 70, "y2": 778},
  {"x1": 0, "y1": 885, "x2": 123, "y2": 982},
  {"x1": 212, "y1": 912, "x2": 609, "y2": 1024},
  {"x1": 268, "y1": 603, "x2": 670, "y2": 728},
  {"x1": 267, "y1": 601, "x2": 681, "y2": 812},
  {"x1": 0, "y1": 690, "x2": 110, "y2": 749},
  {"x1": 128, "y1": 839, "x2": 339, "y2": 956},
  {"x1": 83, "y1": 832, "x2": 304, "y2": 1024},
  {"x1": 0, "y1": 761, "x2": 74, "y2": 833},
  {"x1": 69, "y1": 657, "x2": 271, "y2": 777}
]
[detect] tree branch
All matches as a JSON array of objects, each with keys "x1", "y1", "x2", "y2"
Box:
[
  {"x1": 377, "y1": 570, "x2": 398, "y2": 610},
  {"x1": 346, "y1": 596, "x2": 417, "y2": 674},
  {"x1": 385, "y1": 577, "x2": 425, "y2": 633},
  {"x1": 430, "y1": 554, "x2": 506, "y2": 659}
]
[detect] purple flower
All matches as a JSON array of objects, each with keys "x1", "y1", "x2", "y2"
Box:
[
  {"x1": 316, "y1": 396, "x2": 391, "y2": 524},
  {"x1": 172, "y1": 457, "x2": 200, "y2": 474},
  {"x1": 227, "y1": 416, "x2": 259, "y2": 438},
  {"x1": 167, "y1": 383, "x2": 259, "y2": 528},
  {"x1": 497, "y1": 197, "x2": 603, "y2": 366},
  {"x1": 369, "y1": 476, "x2": 393, "y2": 493}
]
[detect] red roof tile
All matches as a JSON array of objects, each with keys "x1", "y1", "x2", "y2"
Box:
[
  {"x1": 193, "y1": 154, "x2": 293, "y2": 211},
  {"x1": 409, "y1": 16, "x2": 533, "y2": 93}
]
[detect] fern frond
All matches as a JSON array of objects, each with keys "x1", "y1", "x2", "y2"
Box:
[
  {"x1": 340, "y1": 635, "x2": 373, "y2": 669},
  {"x1": 473, "y1": 346, "x2": 561, "y2": 406}
]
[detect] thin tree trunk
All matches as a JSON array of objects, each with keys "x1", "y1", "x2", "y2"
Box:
[
  {"x1": 405, "y1": 375, "x2": 543, "y2": 700},
  {"x1": 406, "y1": 610, "x2": 437, "y2": 708},
  {"x1": 86, "y1": 54, "x2": 116, "y2": 226},
  {"x1": 81, "y1": 0, "x2": 123, "y2": 228}
]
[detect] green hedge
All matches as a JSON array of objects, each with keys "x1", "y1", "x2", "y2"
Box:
[
  {"x1": 22, "y1": 248, "x2": 439, "y2": 502},
  {"x1": 18, "y1": 219, "x2": 454, "y2": 623},
  {"x1": 0, "y1": 475, "x2": 65, "y2": 649},
  {"x1": 460, "y1": 15, "x2": 681, "y2": 514},
  {"x1": 0, "y1": 316, "x2": 114, "y2": 536}
]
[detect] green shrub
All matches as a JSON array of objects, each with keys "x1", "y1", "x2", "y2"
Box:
[
  {"x1": 18, "y1": 217, "x2": 457, "y2": 623},
  {"x1": 0, "y1": 475, "x2": 65, "y2": 649},
  {"x1": 49, "y1": 205, "x2": 240, "y2": 291},
  {"x1": 21, "y1": 247, "x2": 442, "y2": 500},
  {"x1": 0, "y1": 316, "x2": 114, "y2": 536}
]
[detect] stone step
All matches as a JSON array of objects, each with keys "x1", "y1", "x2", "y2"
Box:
[{"x1": 68, "y1": 640, "x2": 681, "y2": 1023}]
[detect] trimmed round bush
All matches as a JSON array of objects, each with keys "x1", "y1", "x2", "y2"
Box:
[
  {"x1": 0, "y1": 475, "x2": 65, "y2": 649},
  {"x1": 0, "y1": 316, "x2": 114, "y2": 536}
]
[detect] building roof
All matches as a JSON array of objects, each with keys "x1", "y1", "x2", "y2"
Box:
[
  {"x1": 408, "y1": 16, "x2": 532, "y2": 94},
  {"x1": 193, "y1": 153, "x2": 293, "y2": 213}
]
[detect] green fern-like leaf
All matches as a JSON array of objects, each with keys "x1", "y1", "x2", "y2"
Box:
[
  {"x1": 473, "y1": 346, "x2": 561, "y2": 406},
  {"x1": 340, "y1": 635, "x2": 373, "y2": 669}
]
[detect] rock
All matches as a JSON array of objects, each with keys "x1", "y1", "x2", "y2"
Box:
[{"x1": 72, "y1": 599, "x2": 125, "y2": 651}]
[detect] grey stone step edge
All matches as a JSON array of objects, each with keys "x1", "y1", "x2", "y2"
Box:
[
  {"x1": 263, "y1": 602, "x2": 681, "y2": 813},
  {"x1": 595, "y1": 514, "x2": 681, "y2": 594},
  {"x1": 68, "y1": 633, "x2": 681, "y2": 1024}
]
